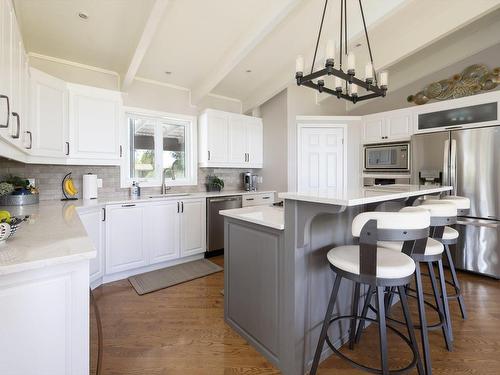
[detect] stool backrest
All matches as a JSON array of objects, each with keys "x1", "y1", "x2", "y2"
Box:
[{"x1": 352, "y1": 210, "x2": 430, "y2": 277}]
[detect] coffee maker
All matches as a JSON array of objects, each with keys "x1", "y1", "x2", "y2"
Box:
[{"x1": 243, "y1": 172, "x2": 258, "y2": 191}]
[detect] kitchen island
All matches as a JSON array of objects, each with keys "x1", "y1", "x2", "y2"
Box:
[{"x1": 221, "y1": 185, "x2": 451, "y2": 375}]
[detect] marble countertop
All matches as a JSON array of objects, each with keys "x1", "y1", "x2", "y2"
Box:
[
  {"x1": 0, "y1": 190, "x2": 277, "y2": 276},
  {"x1": 279, "y1": 184, "x2": 452, "y2": 206},
  {"x1": 0, "y1": 201, "x2": 96, "y2": 276},
  {"x1": 71, "y1": 189, "x2": 277, "y2": 209},
  {"x1": 220, "y1": 205, "x2": 284, "y2": 230}
]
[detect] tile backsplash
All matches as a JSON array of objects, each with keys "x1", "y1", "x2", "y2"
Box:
[{"x1": 0, "y1": 158, "x2": 258, "y2": 201}]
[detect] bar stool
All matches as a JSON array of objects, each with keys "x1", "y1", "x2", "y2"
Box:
[
  {"x1": 375, "y1": 203, "x2": 457, "y2": 375},
  {"x1": 310, "y1": 210, "x2": 430, "y2": 375},
  {"x1": 423, "y1": 196, "x2": 470, "y2": 321}
]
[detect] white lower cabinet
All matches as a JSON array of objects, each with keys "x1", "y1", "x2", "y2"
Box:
[
  {"x1": 105, "y1": 203, "x2": 147, "y2": 274},
  {"x1": 78, "y1": 207, "x2": 105, "y2": 285},
  {"x1": 103, "y1": 198, "x2": 206, "y2": 278},
  {"x1": 145, "y1": 200, "x2": 180, "y2": 264},
  {"x1": 180, "y1": 198, "x2": 206, "y2": 257}
]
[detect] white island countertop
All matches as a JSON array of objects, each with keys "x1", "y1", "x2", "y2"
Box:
[
  {"x1": 220, "y1": 205, "x2": 284, "y2": 230},
  {"x1": 279, "y1": 184, "x2": 452, "y2": 206},
  {"x1": 0, "y1": 201, "x2": 96, "y2": 276}
]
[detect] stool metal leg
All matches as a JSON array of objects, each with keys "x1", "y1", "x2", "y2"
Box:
[
  {"x1": 310, "y1": 274, "x2": 342, "y2": 375},
  {"x1": 427, "y1": 262, "x2": 453, "y2": 351},
  {"x1": 398, "y1": 285, "x2": 425, "y2": 375},
  {"x1": 444, "y1": 244, "x2": 467, "y2": 320},
  {"x1": 437, "y1": 259, "x2": 454, "y2": 343},
  {"x1": 354, "y1": 285, "x2": 374, "y2": 344},
  {"x1": 349, "y1": 282, "x2": 361, "y2": 349},
  {"x1": 376, "y1": 287, "x2": 389, "y2": 375},
  {"x1": 415, "y1": 261, "x2": 432, "y2": 375}
]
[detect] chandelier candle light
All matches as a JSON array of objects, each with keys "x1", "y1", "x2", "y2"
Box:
[{"x1": 295, "y1": 0, "x2": 388, "y2": 103}]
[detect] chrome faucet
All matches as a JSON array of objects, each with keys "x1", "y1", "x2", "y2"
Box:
[{"x1": 161, "y1": 167, "x2": 176, "y2": 194}]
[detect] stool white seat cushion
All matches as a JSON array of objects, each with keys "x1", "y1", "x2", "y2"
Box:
[
  {"x1": 351, "y1": 210, "x2": 430, "y2": 237},
  {"x1": 327, "y1": 245, "x2": 416, "y2": 279},
  {"x1": 379, "y1": 237, "x2": 444, "y2": 256},
  {"x1": 442, "y1": 226, "x2": 459, "y2": 240},
  {"x1": 425, "y1": 195, "x2": 470, "y2": 210},
  {"x1": 411, "y1": 201, "x2": 457, "y2": 217}
]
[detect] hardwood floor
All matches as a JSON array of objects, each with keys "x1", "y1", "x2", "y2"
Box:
[{"x1": 91, "y1": 256, "x2": 500, "y2": 374}]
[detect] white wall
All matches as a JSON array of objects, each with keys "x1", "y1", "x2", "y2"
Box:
[
  {"x1": 259, "y1": 89, "x2": 287, "y2": 192},
  {"x1": 29, "y1": 56, "x2": 242, "y2": 115}
]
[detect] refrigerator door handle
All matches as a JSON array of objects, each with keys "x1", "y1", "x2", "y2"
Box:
[
  {"x1": 442, "y1": 139, "x2": 450, "y2": 187},
  {"x1": 450, "y1": 139, "x2": 457, "y2": 195},
  {"x1": 456, "y1": 218, "x2": 500, "y2": 228}
]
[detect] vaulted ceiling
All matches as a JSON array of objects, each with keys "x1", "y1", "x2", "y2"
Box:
[{"x1": 14, "y1": 0, "x2": 500, "y2": 112}]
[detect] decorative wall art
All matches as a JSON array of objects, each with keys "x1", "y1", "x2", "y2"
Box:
[{"x1": 407, "y1": 64, "x2": 500, "y2": 105}]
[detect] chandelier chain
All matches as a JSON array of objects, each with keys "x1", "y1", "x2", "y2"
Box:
[
  {"x1": 358, "y1": 0, "x2": 378, "y2": 85},
  {"x1": 311, "y1": 0, "x2": 329, "y2": 74}
]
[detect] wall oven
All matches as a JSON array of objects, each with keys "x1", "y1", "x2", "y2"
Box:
[{"x1": 364, "y1": 142, "x2": 410, "y2": 172}]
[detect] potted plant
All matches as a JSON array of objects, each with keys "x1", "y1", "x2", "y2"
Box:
[{"x1": 206, "y1": 175, "x2": 225, "y2": 192}]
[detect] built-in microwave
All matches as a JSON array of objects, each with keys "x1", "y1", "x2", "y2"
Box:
[{"x1": 364, "y1": 142, "x2": 410, "y2": 172}]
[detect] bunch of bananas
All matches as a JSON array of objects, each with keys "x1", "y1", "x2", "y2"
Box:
[{"x1": 64, "y1": 177, "x2": 78, "y2": 197}]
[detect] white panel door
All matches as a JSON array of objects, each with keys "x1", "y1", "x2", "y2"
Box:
[
  {"x1": 145, "y1": 201, "x2": 180, "y2": 264},
  {"x1": 180, "y1": 199, "x2": 206, "y2": 257},
  {"x1": 206, "y1": 111, "x2": 229, "y2": 163},
  {"x1": 30, "y1": 68, "x2": 69, "y2": 157},
  {"x1": 386, "y1": 111, "x2": 413, "y2": 140},
  {"x1": 106, "y1": 204, "x2": 147, "y2": 274},
  {"x1": 247, "y1": 118, "x2": 263, "y2": 168},
  {"x1": 68, "y1": 84, "x2": 121, "y2": 160},
  {"x1": 228, "y1": 115, "x2": 247, "y2": 164},
  {"x1": 299, "y1": 126, "x2": 344, "y2": 193},
  {"x1": 78, "y1": 209, "x2": 104, "y2": 283}
]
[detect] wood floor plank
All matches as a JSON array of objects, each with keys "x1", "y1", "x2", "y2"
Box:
[{"x1": 90, "y1": 256, "x2": 500, "y2": 374}]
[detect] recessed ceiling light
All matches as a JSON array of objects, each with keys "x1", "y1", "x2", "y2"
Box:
[
  {"x1": 246, "y1": 69, "x2": 252, "y2": 73},
  {"x1": 78, "y1": 12, "x2": 89, "y2": 20},
  {"x1": 165, "y1": 71, "x2": 172, "y2": 75}
]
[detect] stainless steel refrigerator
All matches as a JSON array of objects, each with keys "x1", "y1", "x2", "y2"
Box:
[{"x1": 411, "y1": 125, "x2": 500, "y2": 278}]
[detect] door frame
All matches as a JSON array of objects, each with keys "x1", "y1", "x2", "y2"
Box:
[{"x1": 296, "y1": 118, "x2": 348, "y2": 193}]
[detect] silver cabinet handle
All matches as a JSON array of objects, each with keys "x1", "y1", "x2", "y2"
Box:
[
  {"x1": 246, "y1": 198, "x2": 255, "y2": 201},
  {"x1": 121, "y1": 204, "x2": 136, "y2": 208},
  {"x1": 0, "y1": 95, "x2": 9, "y2": 128},
  {"x1": 181, "y1": 201, "x2": 184, "y2": 213},
  {"x1": 102, "y1": 208, "x2": 106, "y2": 221},
  {"x1": 25, "y1": 131, "x2": 32, "y2": 149},
  {"x1": 177, "y1": 201, "x2": 180, "y2": 213},
  {"x1": 262, "y1": 196, "x2": 270, "y2": 200},
  {"x1": 11, "y1": 112, "x2": 20, "y2": 139},
  {"x1": 208, "y1": 150, "x2": 211, "y2": 160},
  {"x1": 119, "y1": 145, "x2": 123, "y2": 157},
  {"x1": 65, "y1": 141, "x2": 70, "y2": 155}
]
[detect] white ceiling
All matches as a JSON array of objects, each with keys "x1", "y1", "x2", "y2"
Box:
[
  {"x1": 14, "y1": 0, "x2": 500, "y2": 110},
  {"x1": 14, "y1": 0, "x2": 156, "y2": 73}
]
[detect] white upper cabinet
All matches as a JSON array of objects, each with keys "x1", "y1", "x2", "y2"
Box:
[
  {"x1": 362, "y1": 108, "x2": 413, "y2": 144},
  {"x1": 0, "y1": 0, "x2": 12, "y2": 134},
  {"x1": 199, "y1": 109, "x2": 263, "y2": 168},
  {"x1": 30, "y1": 68, "x2": 68, "y2": 157},
  {"x1": 67, "y1": 83, "x2": 122, "y2": 162}
]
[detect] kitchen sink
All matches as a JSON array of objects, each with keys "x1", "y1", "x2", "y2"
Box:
[{"x1": 148, "y1": 193, "x2": 191, "y2": 199}]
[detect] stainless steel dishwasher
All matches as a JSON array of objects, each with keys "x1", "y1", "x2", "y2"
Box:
[{"x1": 207, "y1": 195, "x2": 242, "y2": 255}]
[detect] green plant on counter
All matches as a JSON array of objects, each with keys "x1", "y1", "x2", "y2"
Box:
[
  {"x1": 2, "y1": 175, "x2": 30, "y2": 189},
  {"x1": 0, "y1": 182, "x2": 15, "y2": 197},
  {"x1": 207, "y1": 175, "x2": 225, "y2": 192}
]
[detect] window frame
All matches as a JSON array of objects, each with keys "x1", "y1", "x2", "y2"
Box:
[{"x1": 121, "y1": 107, "x2": 198, "y2": 188}]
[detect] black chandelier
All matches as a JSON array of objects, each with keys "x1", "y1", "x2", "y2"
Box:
[{"x1": 295, "y1": 0, "x2": 388, "y2": 104}]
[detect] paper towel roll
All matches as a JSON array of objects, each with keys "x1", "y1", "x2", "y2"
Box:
[{"x1": 83, "y1": 174, "x2": 98, "y2": 200}]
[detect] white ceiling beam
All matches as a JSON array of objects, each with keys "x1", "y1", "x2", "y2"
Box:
[
  {"x1": 190, "y1": 0, "x2": 302, "y2": 105},
  {"x1": 122, "y1": 0, "x2": 170, "y2": 90}
]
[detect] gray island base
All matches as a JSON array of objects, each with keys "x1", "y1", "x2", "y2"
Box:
[{"x1": 222, "y1": 185, "x2": 451, "y2": 375}]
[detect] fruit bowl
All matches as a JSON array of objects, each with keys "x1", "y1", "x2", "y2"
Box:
[{"x1": 0, "y1": 216, "x2": 28, "y2": 245}]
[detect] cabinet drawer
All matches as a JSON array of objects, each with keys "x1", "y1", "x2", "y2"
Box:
[{"x1": 242, "y1": 193, "x2": 275, "y2": 207}]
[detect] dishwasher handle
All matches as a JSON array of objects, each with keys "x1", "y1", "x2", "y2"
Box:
[{"x1": 209, "y1": 196, "x2": 242, "y2": 203}]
